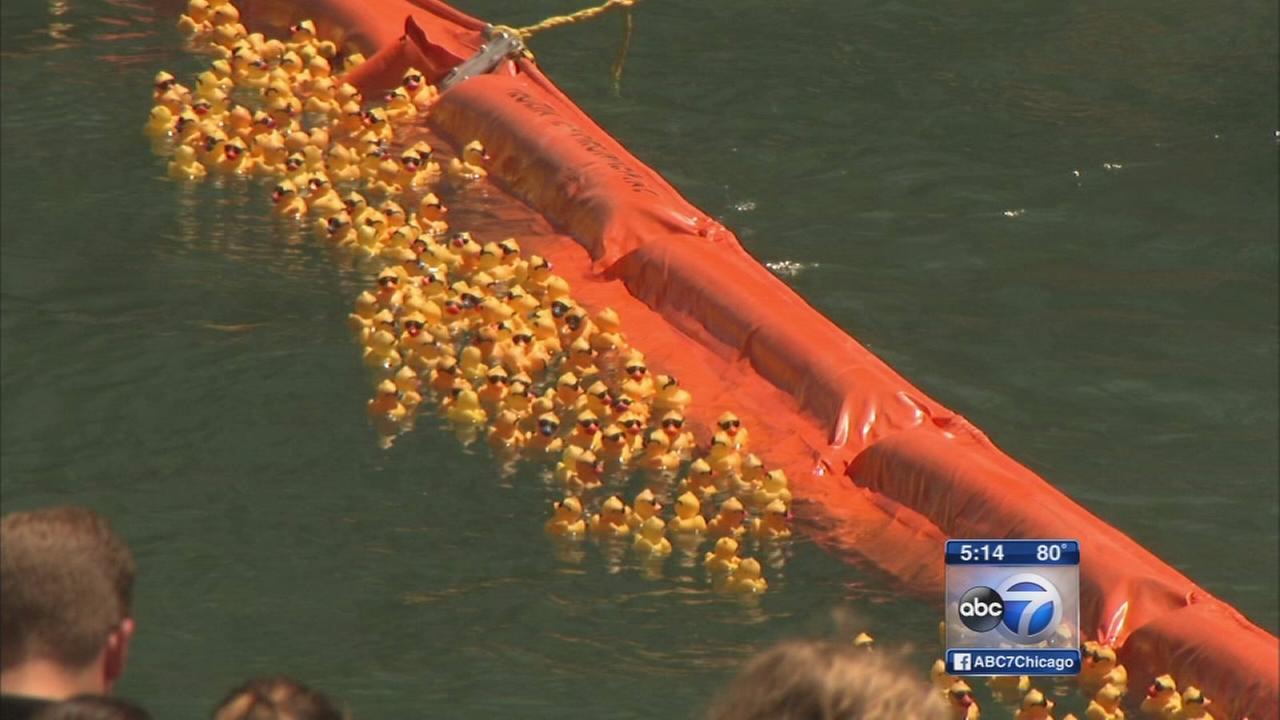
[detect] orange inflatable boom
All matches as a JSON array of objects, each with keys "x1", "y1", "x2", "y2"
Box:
[{"x1": 238, "y1": 0, "x2": 1278, "y2": 714}]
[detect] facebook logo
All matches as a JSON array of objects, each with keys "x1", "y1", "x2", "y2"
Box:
[{"x1": 953, "y1": 653, "x2": 972, "y2": 672}]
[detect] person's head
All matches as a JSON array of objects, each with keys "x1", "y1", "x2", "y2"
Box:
[
  {"x1": 705, "y1": 640, "x2": 946, "y2": 720},
  {"x1": 1, "y1": 507, "x2": 136, "y2": 698},
  {"x1": 32, "y1": 694, "x2": 151, "y2": 720},
  {"x1": 213, "y1": 676, "x2": 345, "y2": 720}
]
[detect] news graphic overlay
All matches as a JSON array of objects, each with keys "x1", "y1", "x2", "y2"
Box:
[{"x1": 945, "y1": 540, "x2": 1081, "y2": 676}]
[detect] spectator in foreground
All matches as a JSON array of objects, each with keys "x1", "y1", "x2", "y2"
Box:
[
  {"x1": 31, "y1": 695, "x2": 151, "y2": 720},
  {"x1": 0, "y1": 507, "x2": 137, "y2": 719},
  {"x1": 212, "y1": 676, "x2": 346, "y2": 720},
  {"x1": 704, "y1": 639, "x2": 947, "y2": 720}
]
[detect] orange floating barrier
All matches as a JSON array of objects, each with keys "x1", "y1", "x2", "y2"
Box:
[{"x1": 237, "y1": 1, "x2": 1278, "y2": 714}]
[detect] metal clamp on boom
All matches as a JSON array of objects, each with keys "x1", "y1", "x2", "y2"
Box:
[{"x1": 439, "y1": 26, "x2": 526, "y2": 92}]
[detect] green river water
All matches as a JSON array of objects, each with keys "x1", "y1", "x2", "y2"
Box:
[{"x1": 1, "y1": 0, "x2": 1276, "y2": 717}]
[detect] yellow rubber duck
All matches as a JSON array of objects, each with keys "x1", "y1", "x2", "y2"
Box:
[
  {"x1": 446, "y1": 389, "x2": 487, "y2": 426},
  {"x1": 989, "y1": 674, "x2": 1032, "y2": 704},
  {"x1": 1140, "y1": 675, "x2": 1181, "y2": 719},
  {"x1": 589, "y1": 307, "x2": 626, "y2": 353},
  {"x1": 341, "y1": 52, "x2": 367, "y2": 73},
  {"x1": 567, "y1": 409, "x2": 602, "y2": 452},
  {"x1": 732, "y1": 452, "x2": 765, "y2": 497},
  {"x1": 448, "y1": 140, "x2": 488, "y2": 180},
  {"x1": 304, "y1": 76, "x2": 338, "y2": 115},
  {"x1": 658, "y1": 410, "x2": 695, "y2": 457},
  {"x1": 716, "y1": 411, "x2": 749, "y2": 450},
  {"x1": 598, "y1": 423, "x2": 633, "y2": 469},
  {"x1": 1173, "y1": 687, "x2": 1212, "y2": 720},
  {"x1": 632, "y1": 516, "x2": 672, "y2": 557},
  {"x1": 347, "y1": 290, "x2": 378, "y2": 336},
  {"x1": 271, "y1": 179, "x2": 307, "y2": 217},
  {"x1": 724, "y1": 557, "x2": 767, "y2": 593},
  {"x1": 620, "y1": 356, "x2": 654, "y2": 402},
  {"x1": 393, "y1": 365, "x2": 423, "y2": 409},
  {"x1": 703, "y1": 537, "x2": 741, "y2": 574},
  {"x1": 652, "y1": 374, "x2": 692, "y2": 416},
  {"x1": 637, "y1": 430, "x2": 680, "y2": 473},
  {"x1": 1085, "y1": 684, "x2": 1125, "y2": 720},
  {"x1": 167, "y1": 144, "x2": 207, "y2": 180},
  {"x1": 626, "y1": 489, "x2": 662, "y2": 531},
  {"x1": 750, "y1": 469, "x2": 792, "y2": 512},
  {"x1": 1080, "y1": 646, "x2": 1128, "y2": 697},
  {"x1": 851, "y1": 632, "x2": 874, "y2": 650},
  {"x1": 668, "y1": 491, "x2": 707, "y2": 534},
  {"x1": 415, "y1": 193, "x2": 450, "y2": 237},
  {"x1": 362, "y1": 328, "x2": 402, "y2": 370},
  {"x1": 215, "y1": 138, "x2": 253, "y2": 175},
  {"x1": 544, "y1": 496, "x2": 585, "y2": 538},
  {"x1": 382, "y1": 86, "x2": 417, "y2": 123},
  {"x1": 428, "y1": 357, "x2": 460, "y2": 395},
  {"x1": 478, "y1": 366, "x2": 509, "y2": 408},
  {"x1": 750, "y1": 499, "x2": 791, "y2": 541},
  {"x1": 706, "y1": 496, "x2": 747, "y2": 538},
  {"x1": 618, "y1": 413, "x2": 646, "y2": 452},
  {"x1": 367, "y1": 379, "x2": 407, "y2": 422},
  {"x1": 1015, "y1": 689, "x2": 1054, "y2": 720},
  {"x1": 707, "y1": 431, "x2": 742, "y2": 479},
  {"x1": 177, "y1": 0, "x2": 211, "y2": 36},
  {"x1": 527, "y1": 412, "x2": 565, "y2": 457},
  {"x1": 307, "y1": 176, "x2": 344, "y2": 217},
  {"x1": 401, "y1": 67, "x2": 438, "y2": 108},
  {"x1": 588, "y1": 495, "x2": 631, "y2": 538},
  {"x1": 948, "y1": 681, "x2": 981, "y2": 720},
  {"x1": 321, "y1": 213, "x2": 355, "y2": 247},
  {"x1": 576, "y1": 380, "x2": 612, "y2": 418},
  {"x1": 680, "y1": 459, "x2": 719, "y2": 501},
  {"x1": 488, "y1": 409, "x2": 526, "y2": 450},
  {"x1": 145, "y1": 105, "x2": 175, "y2": 137}
]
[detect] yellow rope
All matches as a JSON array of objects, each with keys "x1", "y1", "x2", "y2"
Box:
[
  {"x1": 609, "y1": 8, "x2": 634, "y2": 96},
  {"x1": 509, "y1": 0, "x2": 640, "y2": 40}
]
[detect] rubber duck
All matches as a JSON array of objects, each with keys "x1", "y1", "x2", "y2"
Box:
[
  {"x1": 270, "y1": 179, "x2": 306, "y2": 217},
  {"x1": 590, "y1": 307, "x2": 627, "y2": 353},
  {"x1": 382, "y1": 86, "x2": 417, "y2": 123},
  {"x1": 703, "y1": 537, "x2": 741, "y2": 574},
  {"x1": 549, "y1": 372, "x2": 580, "y2": 412},
  {"x1": 145, "y1": 105, "x2": 176, "y2": 138},
  {"x1": 932, "y1": 659, "x2": 957, "y2": 693},
  {"x1": 528, "y1": 311, "x2": 563, "y2": 357},
  {"x1": 367, "y1": 379, "x2": 407, "y2": 422},
  {"x1": 361, "y1": 107, "x2": 393, "y2": 143},
  {"x1": 658, "y1": 411, "x2": 695, "y2": 457},
  {"x1": 176, "y1": 0, "x2": 211, "y2": 36},
  {"x1": 215, "y1": 137, "x2": 253, "y2": 174},
  {"x1": 525, "y1": 254, "x2": 555, "y2": 296},
  {"x1": 448, "y1": 140, "x2": 488, "y2": 180},
  {"x1": 1174, "y1": 687, "x2": 1211, "y2": 720},
  {"x1": 152, "y1": 70, "x2": 188, "y2": 102},
  {"x1": 342, "y1": 52, "x2": 367, "y2": 73},
  {"x1": 620, "y1": 354, "x2": 655, "y2": 400},
  {"x1": 401, "y1": 67, "x2": 438, "y2": 108},
  {"x1": 598, "y1": 424, "x2": 633, "y2": 469},
  {"x1": 427, "y1": 356, "x2": 459, "y2": 394},
  {"x1": 372, "y1": 267, "x2": 403, "y2": 312},
  {"x1": 668, "y1": 492, "x2": 707, "y2": 535},
  {"x1": 306, "y1": 175, "x2": 344, "y2": 217},
  {"x1": 446, "y1": 389, "x2": 487, "y2": 426},
  {"x1": 1140, "y1": 675, "x2": 1181, "y2": 719},
  {"x1": 567, "y1": 409, "x2": 602, "y2": 452},
  {"x1": 852, "y1": 632, "x2": 875, "y2": 651},
  {"x1": 304, "y1": 76, "x2": 338, "y2": 115},
  {"x1": 302, "y1": 55, "x2": 331, "y2": 93},
  {"x1": 362, "y1": 327, "x2": 402, "y2": 370},
  {"x1": 167, "y1": 144, "x2": 207, "y2": 180},
  {"x1": 706, "y1": 431, "x2": 742, "y2": 479},
  {"x1": 477, "y1": 366, "x2": 510, "y2": 409},
  {"x1": 637, "y1": 430, "x2": 680, "y2": 473},
  {"x1": 633, "y1": 516, "x2": 672, "y2": 558},
  {"x1": 575, "y1": 380, "x2": 611, "y2": 417},
  {"x1": 750, "y1": 499, "x2": 791, "y2": 541},
  {"x1": 347, "y1": 290, "x2": 378, "y2": 336},
  {"x1": 240, "y1": 55, "x2": 272, "y2": 90},
  {"x1": 617, "y1": 412, "x2": 646, "y2": 451},
  {"x1": 398, "y1": 149, "x2": 439, "y2": 189},
  {"x1": 948, "y1": 681, "x2": 981, "y2": 720},
  {"x1": 731, "y1": 453, "x2": 765, "y2": 497},
  {"x1": 989, "y1": 675, "x2": 1032, "y2": 704},
  {"x1": 321, "y1": 213, "x2": 356, "y2": 247},
  {"x1": 1085, "y1": 685, "x2": 1124, "y2": 720},
  {"x1": 707, "y1": 497, "x2": 747, "y2": 538},
  {"x1": 716, "y1": 411, "x2": 749, "y2": 450},
  {"x1": 392, "y1": 365, "x2": 423, "y2": 409},
  {"x1": 173, "y1": 111, "x2": 203, "y2": 146},
  {"x1": 526, "y1": 412, "x2": 565, "y2": 457},
  {"x1": 415, "y1": 193, "x2": 449, "y2": 236},
  {"x1": 226, "y1": 105, "x2": 254, "y2": 142},
  {"x1": 724, "y1": 557, "x2": 767, "y2": 593},
  {"x1": 680, "y1": 459, "x2": 719, "y2": 501},
  {"x1": 544, "y1": 496, "x2": 585, "y2": 538},
  {"x1": 750, "y1": 469, "x2": 792, "y2": 512},
  {"x1": 588, "y1": 495, "x2": 631, "y2": 538},
  {"x1": 1080, "y1": 646, "x2": 1128, "y2": 697},
  {"x1": 487, "y1": 409, "x2": 526, "y2": 451},
  {"x1": 499, "y1": 377, "x2": 534, "y2": 419},
  {"x1": 1015, "y1": 689, "x2": 1054, "y2": 720},
  {"x1": 333, "y1": 101, "x2": 365, "y2": 139}
]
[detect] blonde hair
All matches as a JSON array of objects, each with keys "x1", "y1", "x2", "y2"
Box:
[{"x1": 705, "y1": 640, "x2": 946, "y2": 720}]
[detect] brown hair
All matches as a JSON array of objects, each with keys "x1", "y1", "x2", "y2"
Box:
[
  {"x1": 213, "y1": 676, "x2": 345, "y2": 720},
  {"x1": 1, "y1": 507, "x2": 136, "y2": 670},
  {"x1": 704, "y1": 640, "x2": 947, "y2": 720}
]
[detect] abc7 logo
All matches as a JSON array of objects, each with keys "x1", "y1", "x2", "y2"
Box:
[{"x1": 957, "y1": 573, "x2": 1063, "y2": 643}]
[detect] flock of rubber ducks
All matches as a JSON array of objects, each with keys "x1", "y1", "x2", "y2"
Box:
[
  {"x1": 925, "y1": 637, "x2": 1219, "y2": 720},
  {"x1": 147, "y1": 0, "x2": 791, "y2": 595},
  {"x1": 149, "y1": 0, "x2": 1223, "y2": 708}
]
